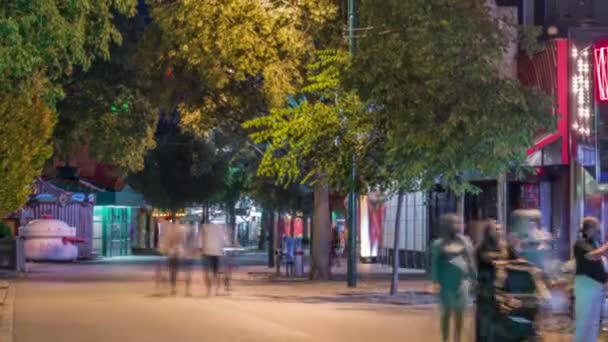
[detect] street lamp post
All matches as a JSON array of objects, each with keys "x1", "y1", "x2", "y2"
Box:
[{"x1": 347, "y1": 0, "x2": 358, "y2": 288}]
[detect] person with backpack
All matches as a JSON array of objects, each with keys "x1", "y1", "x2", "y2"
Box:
[{"x1": 431, "y1": 214, "x2": 477, "y2": 342}]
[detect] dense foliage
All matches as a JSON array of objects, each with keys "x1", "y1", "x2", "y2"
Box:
[{"x1": 0, "y1": 0, "x2": 138, "y2": 216}]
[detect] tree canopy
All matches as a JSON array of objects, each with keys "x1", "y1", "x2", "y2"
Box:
[
  {"x1": 54, "y1": 11, "x2": 158, "y2": 172},
  {"x1": 128, "y1": 129, "x2": 227, "y2": 212},
  {"x1": 138, "y1": 0, "x2": 337, "y2": 137},
  {"x1": 245, "y1": 0, "x2": 553, "y2": 196},
  {"x1": 0, "y1": 0, "x2": 137, "y2": 97},
  {"x1": 348, "y1": 0, "x2": 552, "y2": 193},
  {"x1": 0, "y1": 0, "x2": 138, "y2": 216},
  {"x1": 0, "y1": 77, "x2": 55, "y2": 217},
  {"x1": 244, "y1": 50, "x2": 372, "y2": 193}
]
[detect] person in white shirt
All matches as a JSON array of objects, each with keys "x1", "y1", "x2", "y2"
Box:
[
  {"x1": 164, "y1": 222, "x2": 185, "y2": 296},
  {"x1": 201, "y1": 223, "x2": 226, "y2": 296}
]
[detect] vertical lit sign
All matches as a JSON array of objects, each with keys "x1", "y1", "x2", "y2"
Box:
[
  {"x1": 595, "y1": 42, "x2": 608, "y2": 102},
  {"x1": 572, "y1": 45, "x2": 593, "y2": 138}
]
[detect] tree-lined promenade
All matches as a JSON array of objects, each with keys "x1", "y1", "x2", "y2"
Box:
[{"x1": 2, "y1": 0, "x2": 552, "y2": 282}]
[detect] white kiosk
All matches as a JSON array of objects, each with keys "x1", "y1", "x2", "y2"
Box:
[{"x1": 19, "y1": 219, "x2": 82, "y2": 261}]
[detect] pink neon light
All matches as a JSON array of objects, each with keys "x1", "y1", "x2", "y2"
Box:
[
  {"x1": 557, "y1": 40, "x2": 569, "y2": 165},
  {"x1": 594, "y1": 42, "x2": 608, "y2": 102}
]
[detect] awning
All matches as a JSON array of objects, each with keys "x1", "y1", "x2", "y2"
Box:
[
  {"x1": 526, "y1": 137, "x2": 564, "y2": 167},
  {"x1": 95, "y1": 186, "x2": 145, "y2": 207}
]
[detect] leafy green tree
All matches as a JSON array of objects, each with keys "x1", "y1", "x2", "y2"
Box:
[
  {"x1": 349, "y1": 0, "x2": 553, "y2": 193},
  {"x1": 0, "y1": 0, "x2": 137, "y2": 216},
  {"x1": 128, "y1": 131, "x2": 227, "y2": 214},
  {"x1": 219, "y1": 166, "x2": 250, "y2": 245},
  {"x1": 0, "y1": 0, "x2": 137, "y2": 95},
  {"x1": 138, "y1": 0, "x2": 337, "y2": 136},
  {"x1": 0, "y1": 77, "x2": 55, "y2": 217},
  {"x1": 245, "y1": 1, "x2": 553, "y2": 280},
  {"x1": 0, "y1": 221, "x2": 12, "y2": 239},
  {"x1": 245, "y1": 50, "x2": 365, "y2": 279},
  {"x1": 54, "y1": 13, "x2": 158, "y2": 173}
]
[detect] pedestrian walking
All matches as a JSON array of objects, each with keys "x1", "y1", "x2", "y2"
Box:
[
  {"x1": 475, "y1": 220, "x2": 507, "y2": 342},
  {"x1": 182, "y1": 223, "x2": 199, "y2": 297},
  {"x1": 330, "y1": 224, "x2": 342, "y2": 268},
  {"x1": 431, "y1": 213, "x2": 477, "y2": 342},
  {"x1": 155, "y1": 219, "x2": 170, "y2": 289},
  {"x1": 574, "y1": 217, "x2": 608, "y2": 342},
  {"x1": 223, "y1": 240, "x2": 239, "y2": 295},
  {"x1": 515, "y1": 210, "x2": 552, "y2": 270},
  {"x1": 201, "y1": 223, "x2": 225, "y2": 296},
  {"x1": 164, "y1": 222, "x2": 185, "y2": 296},
  {"x1": 492, "y1": 253, "x2": 549, "y2": 341},
  {"x1": 283, "y1": 235, "x2": 295, "y2": 276}
]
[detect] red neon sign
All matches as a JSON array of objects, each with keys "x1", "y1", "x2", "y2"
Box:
[{"x1": 594, "y1": 42, "x2": 608, "y2": 102}]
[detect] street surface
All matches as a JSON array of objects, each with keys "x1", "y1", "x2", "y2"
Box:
[{"x1": 14, "y1": 255, "x2": 570, "y2": 342}]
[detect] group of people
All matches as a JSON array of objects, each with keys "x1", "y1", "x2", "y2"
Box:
[
  {"x1": 431, "y1": 212, "x2": 551, "y2": 342},
  {"x1": 432, "y1": 211, "x2": 608, "y2": 342},
  {"x1": 156, "y1": 220, "x2": 235, "y2": 297}
]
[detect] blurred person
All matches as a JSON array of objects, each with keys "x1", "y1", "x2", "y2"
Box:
[
  {"x1": 223, "y1": 239, "x2": 240, "y2": 295},
  {"x1": 511, "y1": 210, "x2": 551, "y2": 269},
  {"x1": 431, "y1": 214, "x2": 477, "y2": 342},
  {"x1": 201, "y1": 223, "x2": 226, "y2": 296},
  {"x1": 475, "y1": 220, "x2": 508, "y2": 342},
  {"x1": 283, "y1": 235, "x2": 295, "y2": 276},
  {"x1": 164, "y1": 222, "x2": 185, "y2": 296},
  {"x1": 492, "y1": 252, "x2": 550, "y2": 341},
  {"x1": 182, "y1": 223, "x2": 200, "y2": 297},
  {"x1": 573, "y1": 217, "x2": 607, "y2": 342},
  {"x1": 155, "y1": 219, "x2": 170, "y2": 289},
  {"x1": 329, "y1": 222, "x2": 341, "y2": 268}
]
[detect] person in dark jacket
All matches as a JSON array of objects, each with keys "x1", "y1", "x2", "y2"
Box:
[{"x1": 475, "y1": 220, "x2": 507, "y2": 342}]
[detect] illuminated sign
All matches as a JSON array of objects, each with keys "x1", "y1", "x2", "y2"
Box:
[
  {"x1": 594, "y1": 42, "x2": 608, "y2": 102},
  {"x1": 572, "y1": 45, "x2": 593, "y2": 137}
]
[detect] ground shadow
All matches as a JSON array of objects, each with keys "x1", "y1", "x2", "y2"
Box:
[{"x1": 233, "y1": 291, "x2": 438, "y2": 307}]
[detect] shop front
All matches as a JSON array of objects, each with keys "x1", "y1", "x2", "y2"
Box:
[
  {"x1": 515, "y1": 38, "x2": 573, "y2": 259},
  {"x1": 17, "y1": 178, "x2": 96, "y2": 259},
  {"x1": 93, "y1": 186, "x2": 145, "y2": 257},
  {"x1": 568, "y1": 26, "x2": 608, "y2": 246}
]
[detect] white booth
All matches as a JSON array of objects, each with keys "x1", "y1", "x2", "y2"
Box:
[{"x1": 19, "y1": 219, "x2": 81, "y2": 261}]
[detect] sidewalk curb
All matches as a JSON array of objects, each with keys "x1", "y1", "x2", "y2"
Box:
[{"x1": 0, "y1": 282, "x2": 15, "y2": 342}]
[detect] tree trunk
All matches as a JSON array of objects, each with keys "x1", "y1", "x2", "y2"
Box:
[
  {"x1": 497, "y1": 174, "x2": 507, "y2": 226},
  {"x1": 310, "y1": 182, "x2": 331, "y2": 280},
  {"x1": 268, "y1": 211, "x2": 275, "y2": 268},
  {"x1": 226, "y1": 203, "x2": 237, "y2": 246},
  {"x1": 258, "y1": 211, "x2": 266, "y2": 251},
  {"x1": 456, "y1": 194, "x2": 465, "y2": 233},
  {"x1": 274, "y1": 211, "x2": 281, "y2": 275},
  {"x1": 390, "y1": 191, "x2": 404, "y2": 296},
  {"x1": 290, "y1": 212, "x2": 295, "y2": 237},
  {"x1": 203, "y1": 201, "x2": 210, "y2": 224},
  {"x1": 309, "y1": 215, "x2": 315, "y2": 280}
]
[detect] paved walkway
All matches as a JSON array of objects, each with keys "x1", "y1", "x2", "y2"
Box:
[
  {"x1": 9, "y1": 259, "x2": 575, "y2": 341},
  {"x1": 0, "y1": 280, "x2": 14, "y2": 342}
]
